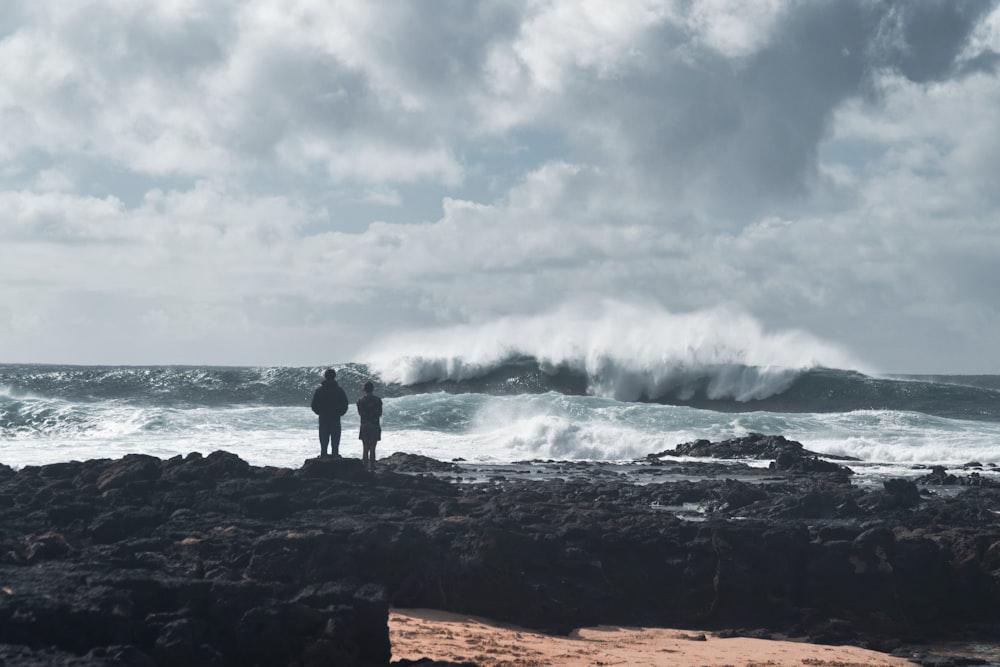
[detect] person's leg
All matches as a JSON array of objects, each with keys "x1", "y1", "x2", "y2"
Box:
[
  {"x1": 318, "y1": 417, "x2": 331, "y2": 457},
  {"x1": 331, "y1": 419, "x2": 342, "y2": 457},
  {"x1": 362, "y1": 440, "x2": 375, "y2": 471}
]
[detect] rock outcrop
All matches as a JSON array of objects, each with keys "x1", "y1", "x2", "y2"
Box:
[{"x1": 1, "y1": 439, "x2": 999, "y2": 665}]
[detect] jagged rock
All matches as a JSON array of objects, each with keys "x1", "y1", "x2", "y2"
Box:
[
  {"x1": 713, "y1": 479, "x2": 769, "y2": 511},
  {"x1": 23, "y1": 531, "x2": 73, "y2": 562},
  {"x1": 96, "y1": 453, "x2": 163, "y2": 492},
  {"x1": 655, "y1": 432, "x2": 858, "y2": 462},
  {"x1": 379, "y1": 453, "x2": 462, "y2": 473},
  {"x1": 917, "y1": 466, "x2": 961, "y2": 485},
  {"x1": 1, "y1": 439, "x2": 999, "y2": 664},
  {"x1": 882, "y1": 478, "x2": 922, "y2": 508},
  {"x1": 916, "y1": 466, "x2": 1000, "y2": 488},
  {"x1": 769, "y1": 450, "x2": 854, "y2": 478},
  {"x1": 298, "y1": 455, "x2": 371, "y2": 482}
]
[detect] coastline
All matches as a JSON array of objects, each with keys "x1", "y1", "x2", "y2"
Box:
[
  {"x1": 2, "y1": 437, "x2": 1000, "y2": 665},
  {"x1": 389, "y1": 608, "x2": 917, "y2": 666}
]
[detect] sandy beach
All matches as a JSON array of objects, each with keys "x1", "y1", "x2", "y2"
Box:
[{"x1": 389, "y1": 608, "x2": 916, "y2": 666}]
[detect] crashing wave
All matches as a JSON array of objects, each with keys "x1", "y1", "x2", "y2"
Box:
[{"x1": 360, "y1": 301, "x2": 859, "y2": 402}]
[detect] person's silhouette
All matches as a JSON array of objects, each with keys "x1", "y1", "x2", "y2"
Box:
[
  {"x1": 310, "y1": 368, "x2": 349, "y2": 457},
  {"x1": 356, "y1": 380, "x2": 383, "y2": 472}
]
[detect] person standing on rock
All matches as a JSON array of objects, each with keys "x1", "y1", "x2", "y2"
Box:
[
  {"x1": 356, "y1": 380, "x2": 383, "y2": 472},
  {"x1": 310, "y1": 368, "x2": 349, "y2": 457}
]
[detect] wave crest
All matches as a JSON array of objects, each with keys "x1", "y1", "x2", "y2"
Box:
[{"x1": 360, "y1": 302, "x2": 863, "y2": 402}]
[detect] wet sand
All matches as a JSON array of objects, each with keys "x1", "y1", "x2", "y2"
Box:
[{"x1": 389, "y1": 608, "x2": 916, "y2": 666}]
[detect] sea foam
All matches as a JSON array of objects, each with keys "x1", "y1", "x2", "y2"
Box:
[{"x1": 360, "y1": 300, "x2": 865, "y2": 401}]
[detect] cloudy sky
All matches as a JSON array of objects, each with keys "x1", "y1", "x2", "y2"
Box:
[{"x1": 2, "y1": 0, "x2": 999, "y2": 374}]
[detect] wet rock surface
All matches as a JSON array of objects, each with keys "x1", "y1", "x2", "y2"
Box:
[
  {"x1": 1, "y1": 436, "x2": 999, "y2": 665},
  {"x1": 653, "y1": 432, "x2": 860, "y2": 461}
]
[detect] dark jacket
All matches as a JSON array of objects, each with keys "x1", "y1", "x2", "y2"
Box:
[
  {"x1": 311, "y1": 379, "x2": 349, "y2": 418},
  {"x1": 356, "y1": 394, "x2": 383, "y2": 441},
  {"x1": 356, "y1": 394, "x2": 383, "y2": 425}
]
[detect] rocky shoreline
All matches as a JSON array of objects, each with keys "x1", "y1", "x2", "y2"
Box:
[{"x1": 2, "y1": 434, "x2": 999, "y2": 666}]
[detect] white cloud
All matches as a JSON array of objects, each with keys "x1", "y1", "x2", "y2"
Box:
[
  {"x1": 355, "y1": 186, "x2": 402, "y2": 207},
  {"x1": 682, "y1": 0, "x2": 790, "y2": 59},
  {"x1": 511, "y1": 0, "x2": 670, "y2": 91},
  {"x1": 961, "y1": 3, "x2": 1000, "y2": 60},
  {"x1": 31, "y1": 169, "x2": 76, "y2": 193}
]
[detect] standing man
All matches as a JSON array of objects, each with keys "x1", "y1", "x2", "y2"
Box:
[{"x1": 310, "y1": 368, "x2": 349, "y2": 457}]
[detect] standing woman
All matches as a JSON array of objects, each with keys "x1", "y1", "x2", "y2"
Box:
[{"x1": 356, "y1": 381, "x2": 383, "y2": 472}]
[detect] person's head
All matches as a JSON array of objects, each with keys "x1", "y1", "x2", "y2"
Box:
[
  {"x1": 363, "y1": 380, "x2": 374, "y2": 394},
  {"x1": 324, "y1": 368, "x2": 337, "y2": 381}
]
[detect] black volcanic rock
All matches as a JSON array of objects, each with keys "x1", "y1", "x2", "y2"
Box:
[
  {"x1": 916, "y1": 465, "x2": 1000, "y2": 488},
  {"x1": 653, "y1": 432, "x2": 859, "y2": 461},
  {"x1": 378, "y1": 452, "x2": 462, "y2": 474},
  {"x1": 769, "y1": 449, "x2": 855, "y2": 479},
  {"x1": 1, "y1": 439, "x2": 999, "y2": 664}
]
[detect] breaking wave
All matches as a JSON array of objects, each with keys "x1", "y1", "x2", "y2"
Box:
[
  {"x1": 359, "y1": 303, "x2": 1000, "y2": 421},
  {"x1": 362, "y1": 302, "x2": 859, "y2": 399},
  {"x1": 3, "y1": 304, "x2": 999, "y2": 428}
]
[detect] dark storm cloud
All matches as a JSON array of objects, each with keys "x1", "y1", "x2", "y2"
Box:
[
  {"x1": 366, "y1": 1, "x2": 523, "y2": 96},
  {"x1": 880, "y1": 0, "x2": 995, "y2": 82},
  {"x1": 554, "y1": 0, "x2": 992, "y2": 222}
]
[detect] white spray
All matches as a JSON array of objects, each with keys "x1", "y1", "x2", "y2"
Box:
[{"x1": 360, "y1": 300, "x2": 865, "y2": 402}]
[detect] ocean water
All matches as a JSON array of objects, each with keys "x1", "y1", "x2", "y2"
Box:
[{"x1": 3, "y1": 357, "x2": 1000, "y2": 486}]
